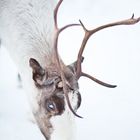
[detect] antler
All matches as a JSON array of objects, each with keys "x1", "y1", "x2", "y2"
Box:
[
  {"x1": 76, "y1": 14, "x2": 140, "y2": 87},
  {"x1": 53, "y1": 0, "x2": 140, "y2": 118},
  {"x1": 53, "y1": 0, "x2": 82, "y2": 118}
]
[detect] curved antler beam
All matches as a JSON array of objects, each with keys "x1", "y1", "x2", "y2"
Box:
[{"x1": 53, "y1": 0, "x2": 82, "y2": 118}]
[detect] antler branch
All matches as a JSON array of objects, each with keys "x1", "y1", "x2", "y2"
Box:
[
  {"x1": 76, "y1": 14, "x2": 140, "y2": 84},
  {"x1": 53, "y1": 0, "x2": 82, "y2": 118},
  {"x1": 53, "y1": 0, "x2": 140, "y2": 117},
  {"x1": 81, "y1": 72, "x2": 117, "y2": 88}
]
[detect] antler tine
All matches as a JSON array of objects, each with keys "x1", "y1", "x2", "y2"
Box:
[
  {"x1": 76, "y1": 20, "x2": 90, "y2": 79},
  {"x1": 87, "y1": 14, "x2": 140, "y2": 36},
  {"x1": 81, "y1": 72, "x2": 117, "y2": 88},
  {"x1": 53, "y1": 0, "x2": 82, "y2": 118},
  {"x1": 76, "y1": 14, "x2": 140, "y2": 84}
]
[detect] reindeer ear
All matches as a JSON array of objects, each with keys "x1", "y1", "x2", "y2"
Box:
[
  {"x1": 29, "y1": 58, "x2": 46, "y2": 84},
  {"x1": 67, "y1": 61, "x2": 77, "y2": 74},
  {"x1": 68, "y1": 57, "x2": 84, "y2": 74}
]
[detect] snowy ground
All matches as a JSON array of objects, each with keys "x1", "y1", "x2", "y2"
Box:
[{"x1": 0, "y1": 0, "x2": 140, "y2": 140}]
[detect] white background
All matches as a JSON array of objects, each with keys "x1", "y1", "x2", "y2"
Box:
[{"x1": 0, "y1": 0, "x2": 140, "y2": 140}]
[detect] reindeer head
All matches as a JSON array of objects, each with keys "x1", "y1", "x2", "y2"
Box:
[
  {"x1": 29, "y1": 0, "x2": 140, "y2": 139},
  {"x1": 29, "y1": 57, "x2": 81, "y2": 115},
  {"x1": 29, "y1": 58, "x2": 82, "y2": 139}
]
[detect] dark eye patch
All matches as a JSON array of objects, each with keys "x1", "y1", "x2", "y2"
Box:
[
  {"x1": 45, "y1": 94, "x2": 65, "y2": 116},
  {"x1": 52, "y1": 95, "x2": 65, "y2": 115}
]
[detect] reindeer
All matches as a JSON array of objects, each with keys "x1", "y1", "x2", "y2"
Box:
[{"x1": 0, "y1": 0, "x2": 139, "y2": 140}]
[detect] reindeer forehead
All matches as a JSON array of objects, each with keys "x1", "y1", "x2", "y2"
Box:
[{"x1": 46, "y1": 66, "x2": 60, "y2": 76}]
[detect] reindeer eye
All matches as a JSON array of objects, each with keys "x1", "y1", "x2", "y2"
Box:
[
  {"x1": 46, "y1": 101, "x2": 56, "y2": 111},
  {"x1": 48, "y1": 103, "x2": 55, "y2": 110}
]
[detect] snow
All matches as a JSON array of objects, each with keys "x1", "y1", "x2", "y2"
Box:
[{"x1": 0, "y1": 0, "x2": 140, "y2": 140}]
